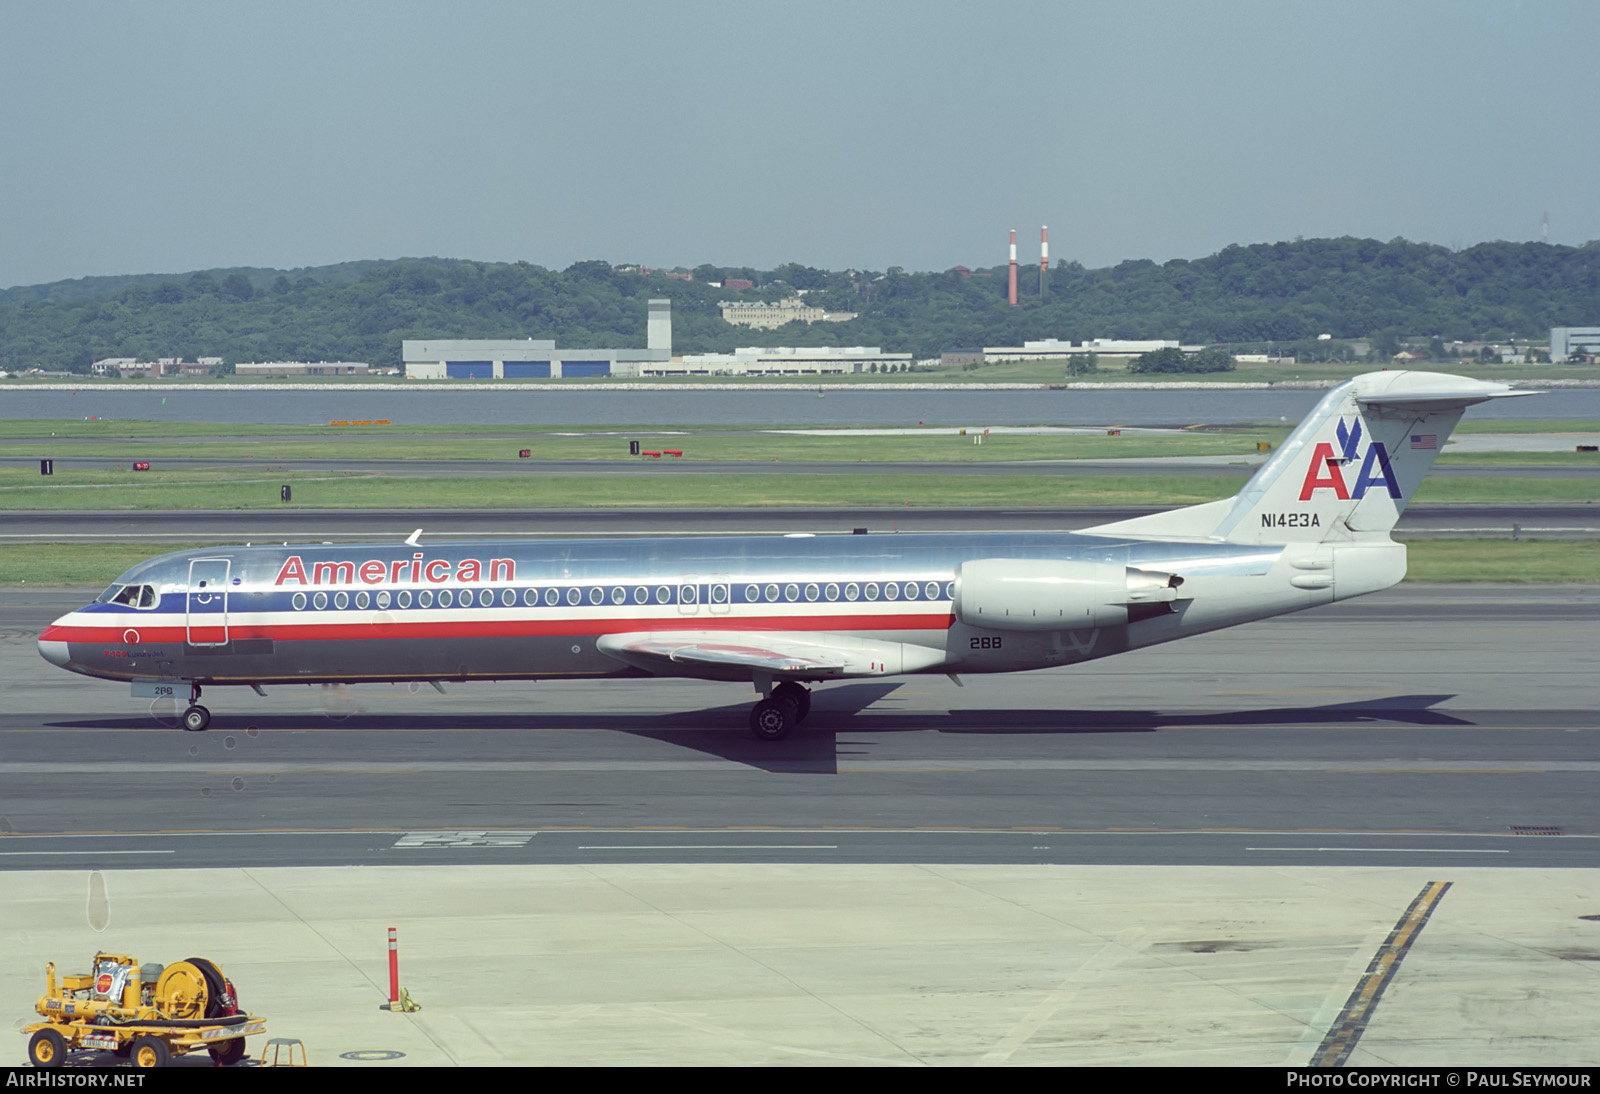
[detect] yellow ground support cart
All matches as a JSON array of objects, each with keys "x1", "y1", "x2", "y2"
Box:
[{"x1": 23, "y1": 952, "x2": 266, "y2": 1068}]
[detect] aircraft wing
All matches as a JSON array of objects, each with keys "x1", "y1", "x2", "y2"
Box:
[{"x1": 596, "y1": 631, "x2": 944, "y2": 682}]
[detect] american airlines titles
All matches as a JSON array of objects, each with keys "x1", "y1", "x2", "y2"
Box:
[{"x1": 274, "y1": 553, "x2": 516, "y2": 587}]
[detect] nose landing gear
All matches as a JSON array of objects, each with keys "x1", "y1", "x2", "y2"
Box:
[{"x1": 181, "y1": 683, "x2": 210, "y2": 733}]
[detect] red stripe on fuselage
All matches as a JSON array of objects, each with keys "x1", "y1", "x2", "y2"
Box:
[{"x1": 42, "y1": 612, "x2": 954, "y2": 645}]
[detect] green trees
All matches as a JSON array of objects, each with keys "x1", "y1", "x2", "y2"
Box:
[
  {"x1": 3, "y1": 237, "x2": 1599, "y2": 373},
  {"x1": 1128, "y1": 347, "x2": 1188, "y2": 374},
  {"x1": 1129, "y1": 346, "x2": 1235, "y2": 374}
]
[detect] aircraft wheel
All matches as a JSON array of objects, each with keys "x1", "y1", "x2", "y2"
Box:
[
  {"x1": 772, "y1": 682, "x2": 811, "y2": 721},
  {"x1": 28, "y1": 1028, "x2": 66, "y2": 1068},
  {"x1": 130, "y1": 1034, "x2": 170, "y2": 1069},
  {"x1": 208, "y1": 1038, "x2": 247, "y2": 1066},
  {"x1": 181, "y1": 705, "x2": 211, "y2": 732},
  {"x1": 749, "y1": 698, "x2": 796, "y2": 741}
]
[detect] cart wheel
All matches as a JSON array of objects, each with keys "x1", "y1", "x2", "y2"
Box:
[
  {"x1": 208, "y1": 1038, "x2": 247, "y2": 1066},
  {"x1": 130, "y1": 1034, "x2": 170, "y2": 1069},
  {"x1": 28, "y1": 1028, "x2": 66, "y2": 1068}
]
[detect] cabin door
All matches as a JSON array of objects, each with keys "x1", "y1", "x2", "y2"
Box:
[{"x1": 186, "y1": 558, "x2": 231, "y2": 646}]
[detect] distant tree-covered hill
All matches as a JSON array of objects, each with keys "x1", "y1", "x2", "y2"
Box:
[{"x1": 2, "y1": 237, "x2": 1598, "y2": 373}]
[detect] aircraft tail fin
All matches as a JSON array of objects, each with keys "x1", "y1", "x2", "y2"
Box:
[{"x1": 1086, "y1": 371, "x2": 1530, "y2": 545}]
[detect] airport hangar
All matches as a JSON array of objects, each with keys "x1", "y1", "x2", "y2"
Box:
[
  {"x1": 402, "y1": 298, "x2": 912, "y2": 378},
  {"x1": 402, "y1": 299, "x2": 673, "y2": 380}
]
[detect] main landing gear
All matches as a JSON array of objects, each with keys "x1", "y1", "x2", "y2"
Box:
[
  {"x1": 181, "y1": 683, "x2": 210, "y2": 733},
  {"x1": 748, "y1": 681, "x2": 810, "y2": 742}
]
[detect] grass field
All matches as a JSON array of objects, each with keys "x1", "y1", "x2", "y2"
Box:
[
  {"x1": 7, "y1": 466, "x2": 1600, "y2": 510},
  {"x1": 3, "y1": 418, "x2": 1596, "y2": 468},
  {"x1": 0, "y1": 431, "x2": 1285, "y2": 464},
  {"x1": 3, "y1": 539, "x2": 1592, "y2": 587},
  {"x1": 3, "y1": 415, "x2": 1593, "y2": 584}
]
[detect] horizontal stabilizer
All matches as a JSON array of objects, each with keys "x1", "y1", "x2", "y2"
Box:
[
  {"x1": 1353, "y1": 371, "x2": 1534, "y2": 412},
  {"x1": 1083, "y1": 371, "x2": 1534, "y2": 546}
]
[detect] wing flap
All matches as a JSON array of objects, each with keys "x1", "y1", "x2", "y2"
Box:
[
  {"x1": 607, "y1": 635, "x2": 847, "y2": 674},
  {"x1": 596, "y1": 631, "x2": 945, "y2": 681}
]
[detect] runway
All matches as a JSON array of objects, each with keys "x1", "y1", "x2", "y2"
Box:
[{"x1": 4, "y1": 583, "x2": 1595, "y2": 869}]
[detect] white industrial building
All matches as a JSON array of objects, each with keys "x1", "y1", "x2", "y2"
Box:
[
  {"x1": 234, "y1": 361, "x2": 370, "y2": 376},
  {"x1": 1550, "y1": 327, "x2": 1600, "y2": 363},
  {"x1": 404, "y1": 299, "x2": 672, "y2": 379},
  {"x1": 980, "y1": 338, "x2": 1193, "y2": 363},
  {"x1": 655, "y1": 345, "x2": 911, "y2": 376},
  {"x1": 719, "y1": 298, "x2": 858, "y2": 330}
]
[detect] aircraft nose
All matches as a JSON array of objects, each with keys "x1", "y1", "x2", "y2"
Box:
[{"x1": 38, "y1": 621, "x2": 71, "y2": 668}]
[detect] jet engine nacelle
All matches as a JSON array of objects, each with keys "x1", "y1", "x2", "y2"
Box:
[{"x1": 953, "y1": 559, "x2": 1182, "y2": 631}]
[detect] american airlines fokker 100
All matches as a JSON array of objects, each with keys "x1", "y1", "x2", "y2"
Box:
[{"x1": 38, "y1": 371, "x2": 1526, "y2": 740}]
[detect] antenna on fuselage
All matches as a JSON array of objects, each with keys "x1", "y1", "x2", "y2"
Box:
[{"x1": 405, "y1": 529, "x2": 423, "y2": 546}]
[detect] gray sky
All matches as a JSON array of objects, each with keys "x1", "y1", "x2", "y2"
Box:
[{"x1": 2, "y1": 0, "x2": 1596, "y2": 288}]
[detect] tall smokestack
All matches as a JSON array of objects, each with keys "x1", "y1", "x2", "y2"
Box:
[
  {"x1": 1039, "y1": 226, "x2": 1048, "y2": 298},
  {"x1": 1008, "y1": 229, "x2": 1018, "y2": 306}
]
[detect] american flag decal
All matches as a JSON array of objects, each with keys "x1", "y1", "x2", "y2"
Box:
[{"x1": 1411, "y1": 434, "x2": 1437, "y2": 450}]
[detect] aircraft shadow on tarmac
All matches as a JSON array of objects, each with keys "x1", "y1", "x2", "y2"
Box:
[
  {"x1": 630, "y1": 691, "x2": 1475, "y2": 771},
  {"x1": 48, "y1": 690, "x2": 1471, "y2": 775}
]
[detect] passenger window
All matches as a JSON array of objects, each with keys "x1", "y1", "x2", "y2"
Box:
[
  {"x1": 377, "y1": 590, "x2": 391, "y2": 609},
  {"x1": 439, "y1": 589, "x2": 453, "y2": 608},
  {"x1": 481, "y1": 589, "x2": 495, "y2": 607},
  {"x1": 397, "y1": 590, "x2": 412, "y2": 608},
  {"x1": 293, "y1": 592, "x2": 307, "y2": 611}
]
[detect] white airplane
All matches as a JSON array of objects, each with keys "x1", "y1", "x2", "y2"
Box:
[{"x1": 38, "y1": 370, "x2": 1526, "y2": 740}]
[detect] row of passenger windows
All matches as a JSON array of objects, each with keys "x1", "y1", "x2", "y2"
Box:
[{"x1": 288, "y1": 581, "x2": 955, "y2": 612}]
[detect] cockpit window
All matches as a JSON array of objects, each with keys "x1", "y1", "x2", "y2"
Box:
[{"x1": 106, "y1": 584, "x2": 158, "y2": 608}]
